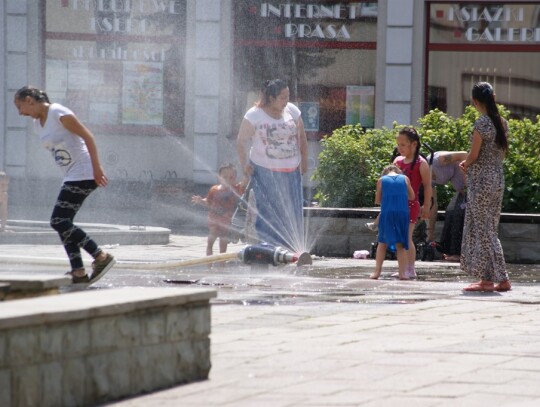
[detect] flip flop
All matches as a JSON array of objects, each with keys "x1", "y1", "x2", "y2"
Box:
[
  {"x1": 495, "y1": 280, "x2": 512, "y2": 292},
  {"x1": 463, "y1": 281, "x2": 494, "y2": 292}
]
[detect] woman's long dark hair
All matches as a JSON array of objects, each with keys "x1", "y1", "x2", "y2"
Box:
[
  {"x1": 472, "y1": 82, "x2": 508, "y2": 152},
  {"x1": 256, "y1": 79, "x2": 288, "y2": 107},
  {"x1": 14, "y1": 86, "x2": 50, "y2": 103}
]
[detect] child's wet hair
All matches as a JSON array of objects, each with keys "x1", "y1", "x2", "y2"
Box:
[
  {"x1": 218, "y1": 163, "x2": 236, "y2": 175},
  {"x1": 381, "y1": 164, "x2": 402, "y2": 176}
]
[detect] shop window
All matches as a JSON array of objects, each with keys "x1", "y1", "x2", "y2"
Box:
[
  {"x1": 426, "y1": 2, "x2": 540, "y2": 121},
  {"x1": 427, "y1": 86, "x2": 447, "y2": 112},
  {"x1": 42, "y1": 0, "x2": 186, "y2": 136},
  {"x1": 234, "y1": 1, "x2": 378, "y2": 139}
]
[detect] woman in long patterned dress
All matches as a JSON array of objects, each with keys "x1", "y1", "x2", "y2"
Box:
[{"x1": 460, "y1": 82, "x2": 511, "y2": 292}]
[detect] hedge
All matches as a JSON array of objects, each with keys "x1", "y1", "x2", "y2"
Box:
[{"x1": 312, "y1": 106, "x2": 540, "y2": 213}]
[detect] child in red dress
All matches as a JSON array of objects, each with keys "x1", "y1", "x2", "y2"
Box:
[{"x1": 393, "y1": 127, "x2": 432, "y2": 278}]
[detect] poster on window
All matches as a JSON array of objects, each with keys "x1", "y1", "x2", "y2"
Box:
[
  {"x1": 346, "y1": 86, "x2": 375, "y2": 128},
  {"x1": 122, "y1": 62, "x2": 164, "y2": 125},
  {"x1": 299, "y1": 102, "x2": 320, "y2": 132}
]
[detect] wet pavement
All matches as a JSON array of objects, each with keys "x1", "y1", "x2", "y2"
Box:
[
  {"x1": 2, "y1": 234, "x2": 540, "y2": 406},
  {"x1": 2, "y1": 235, "x2": 539, "y2": 306}
]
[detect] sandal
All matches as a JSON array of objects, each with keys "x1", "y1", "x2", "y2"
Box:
[
  {"x1": 463, "y1": 281, "x2": 494, "y2": 292},
  {"x1": 443, "y1": 254, "x2": 460, "y2": 262},
  {"x1": 495, "y1": 280, "x2": 512, "y2": 292}
]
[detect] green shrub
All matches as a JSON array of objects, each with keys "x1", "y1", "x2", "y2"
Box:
[
  {"x1": 312, "y1": 109, "x2": 540, "y2": 213},
  {"x1": 503, "y1": 117, "x2": 540, "y2": 212},
  {"x1": 311, "y1": 125, "x2": 373, "y2": 207}
]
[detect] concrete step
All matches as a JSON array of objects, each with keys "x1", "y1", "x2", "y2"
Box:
[{"x1": 0, "y1": 220, "x2": 170, "y2": 245}]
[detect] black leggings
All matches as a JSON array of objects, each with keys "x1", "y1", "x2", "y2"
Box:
[{"x1": 50, "y1": 180, "x2": 101, "y2": 270}]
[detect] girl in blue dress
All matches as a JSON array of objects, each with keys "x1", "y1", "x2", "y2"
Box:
[{"x1": 370, "y1": 165, "x2": 415, "y2": 280}]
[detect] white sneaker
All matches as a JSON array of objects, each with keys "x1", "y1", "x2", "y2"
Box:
[{"x1": 365, "y1": 222, "x2": 378, "y2": 232}]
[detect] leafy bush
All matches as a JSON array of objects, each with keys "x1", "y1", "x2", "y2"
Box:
[
  {"x1": 313, "y1": 108, "x2": 540, "y2": 213},
  {"x1": 311, "y1": 125, "x2": 374, "y2": 207},
  {"x1": 503, "y1": 117, "x2": 540, "y2": 212}
]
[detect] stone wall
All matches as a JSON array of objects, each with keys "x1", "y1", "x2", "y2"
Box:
[
  {"x1": 306, "y1": 208, "x2": 540, "y2": 264},
  {"x1": 0, "y1": 287, "x2": 216, "y2": 407}
]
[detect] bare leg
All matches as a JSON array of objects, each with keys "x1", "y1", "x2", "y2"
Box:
[
  {"x1": 406, "y1": 222, "x2": 416, "y2": 270},
  {"x1": 395, "y1": 243, "x2": 407, "y2": 279},
  {"x1": 206, "y1": 234, "x2": 217, "y2": 256},
  {"x1": 0, "y1": 202, "x2": 6, "y2": 231},
  {"x1": 218, "y1": 237, "x2": 228, "y2": 254},
  {"x1": 0, "y1": 177, "x2": 7, "y2": 232},
  {"x1": 370, "y1": 242, "x2": 387, "y2": 279}
]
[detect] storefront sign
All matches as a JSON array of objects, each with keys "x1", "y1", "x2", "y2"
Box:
[
  {"x1": 237, "y1": 1, "x2": 377, "y2": 42},
  {"x1": 44, "y1": 0, "x2": 185, "y2": 132},
  {"x1": 67, "y1": 0, "x2": 181, "y2": 34},
  {"x1": 431, "y1": 3, "x2": 540, "y2": 44}
]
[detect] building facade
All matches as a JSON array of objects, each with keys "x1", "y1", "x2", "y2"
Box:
[{"x1": 0, "y1": 1, "x2": 538, "y2": 223}]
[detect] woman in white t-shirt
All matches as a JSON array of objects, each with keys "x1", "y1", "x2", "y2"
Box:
[
  {"x1": 237, "y1": 79, "x2": 308, "y2": 251},
  {"x1": 14, "y1": 86, "x2": 115, "y2": 284}
]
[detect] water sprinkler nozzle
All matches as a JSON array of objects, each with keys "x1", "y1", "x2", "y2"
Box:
[
  {"x1": 295, "y1": 251, "x2": 313, "y2": 266},
  {"x1": 238, "y1": 244, "x2": 310, "y2": 266}
]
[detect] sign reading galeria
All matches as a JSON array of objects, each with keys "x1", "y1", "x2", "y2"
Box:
[
  {"x1": 43, "y1": 0, "x2": 186, "y2": 132},
  {"x1": 430, "y1": 2, "x2": 540, "y2": 44},
  {"x1": 235, "y1": 1, "x2": 378, "y2": 42}
]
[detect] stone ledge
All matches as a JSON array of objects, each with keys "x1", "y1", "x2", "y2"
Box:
[
  {"x1": 0, "y1": 287, "x2": 217, "y2": 406},
  {"x1": 305, "y1": 207, "x2": 540, "y2": 224},
  {"x1": 306, "y1": 209, "x2": 540, "y2": 263},
  {"x1": 0, "y1": 274, "x2": 70, "y2": 291},
  {"x1": 0, "y1": 220, "x2": 171, "y2": 245},
  {"x1": 0, "y1": 287, "x2": 217, "y2": 330}
]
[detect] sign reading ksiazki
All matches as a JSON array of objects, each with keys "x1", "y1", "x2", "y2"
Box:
[{"x1": 434, "y1": 4, "x2": 540, "y2": 43}]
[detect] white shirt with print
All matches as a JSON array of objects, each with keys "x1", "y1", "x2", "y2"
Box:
[
  {"x1": 34, "y1": 103, "x2": 94, "y2": 182},
  {"x1": 244, "y1": 102, "x2": 301, "y2": 171}
]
